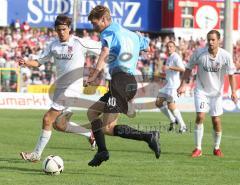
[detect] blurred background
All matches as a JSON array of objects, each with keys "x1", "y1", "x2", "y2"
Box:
[{"x1": 0, "y1": 0, "x2": 239, "y2": 112}]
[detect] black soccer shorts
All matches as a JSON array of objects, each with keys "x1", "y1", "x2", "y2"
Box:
[{"x1": 99, "y1": 72, "x2": 137, "y2": 114}]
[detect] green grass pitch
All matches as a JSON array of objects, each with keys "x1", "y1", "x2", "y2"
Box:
[{"x1": 0, "y1": 109, "x2": 240, "y2": 185}]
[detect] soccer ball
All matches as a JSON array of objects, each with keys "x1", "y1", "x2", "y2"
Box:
[{"x1": 42, "y1": 155, "x2": 64, "y2": 175}]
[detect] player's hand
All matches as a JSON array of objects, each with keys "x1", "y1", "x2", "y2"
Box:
[
  {"x1": 231, "y1": 91, "x2": 238, "y2": 104},
  {"x1": 84, "y1": 74, "x2": 97, "y2": 87},
  {"x1": 84, "y1": 68, "x2": 96, "y2": 87},
  {"x1": 177, "y1": 85, "x2": 185, "y2": 97},
  {"x1": 83, "y1": 80, "x2": 89, "y2": 87},
  {"x1": 16, "y1": 57, "x2": 26, "y2": 67},
  {"x1": 162, "y1": 65, "x2": 169, "y2": 72},
  {"x1": 84, "y1": 68, "x2": 103, "y2": 87}
]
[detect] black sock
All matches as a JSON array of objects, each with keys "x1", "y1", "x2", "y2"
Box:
[
  {"x1": 91, "y1": 119, "x2": 107, "y2": 152},
  {"x1": 113, "y1": 125, "x2": 150, "y2": 142}
]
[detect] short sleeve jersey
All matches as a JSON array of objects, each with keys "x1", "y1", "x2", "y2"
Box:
[
  {"x1": 100, "y1": 22, "x2": 149, "y2": 75},
  {"x1": 36, "y1": 35, "x2": 101, "y2": 96},
  {"x1": 186, "y1": 47, "x2": 236, "y2": 96},
  {"x1": 164, "y1": 52, "x2": 185, "y2": 89}
]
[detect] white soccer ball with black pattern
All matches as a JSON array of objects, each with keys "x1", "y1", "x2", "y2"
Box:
[{"x1": 42, "y1": 155, "x2": 64, "y2": 175}]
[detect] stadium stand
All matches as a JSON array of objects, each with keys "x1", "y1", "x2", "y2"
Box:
[{"x1": 0, "y1": 26, "x2": 239, "y2": 94}]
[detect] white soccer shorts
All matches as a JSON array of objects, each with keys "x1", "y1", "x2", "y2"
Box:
[
  {"x1": 158, "y1": 88, "x2": 178, "y2": 103},
  {"x1": 51, "y1": 102, "x2": 67, "y2": 111},
  {"x1": 194, "y1": 92, "x2": 223, "y2": 116}
]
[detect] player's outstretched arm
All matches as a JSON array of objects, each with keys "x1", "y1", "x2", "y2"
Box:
[
  {"x1": 228, "y1": 74, "x2": 238, "y2": 104},
  {"x1": 16, "y1": 57, "x2": 41, "y2": 68}
]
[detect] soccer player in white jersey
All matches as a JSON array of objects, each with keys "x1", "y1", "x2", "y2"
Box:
[
  {"x1": 155, "y1": 41, "x2": 187, "y2": 133},
  {"x1": 178, "y1": 30, "x2": 238, "y2": 157},
  {"x1": 17, "y1": 15, "x2": 101, "y2": 162}
]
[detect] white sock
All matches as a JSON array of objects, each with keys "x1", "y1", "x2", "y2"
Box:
[
  {"x1": 65, "y1": 121, "x2": 91, "y2": 138},
  {"x1": 194, "y1": 124, "x2": 204, "y2": 150},
  {"x1": 160, "y1": 106, "x2": 176, "y2": 123},
  {"x1": 33, "y1": 129, "x2": 52, "y2": 157},
  {"x1": 213, "y1": 131, "x2": 222, "y2": 150},
  {"x1": 172, "y1": 109, "x2": 186, "y2": 129}
]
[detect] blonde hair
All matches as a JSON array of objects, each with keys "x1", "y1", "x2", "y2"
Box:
[{"x1": 88, "y1": 5, "x2": 111, "y2": 21}]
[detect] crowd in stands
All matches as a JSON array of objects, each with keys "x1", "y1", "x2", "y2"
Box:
[{"x1": 0, "y1": 22, "x2": 240, "y2": 94}]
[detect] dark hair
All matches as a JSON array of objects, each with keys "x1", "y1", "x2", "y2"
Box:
[
  {"x1": 55, "y1": 14, "x2": 72, "y2": 27},
  {"x1": 88, "y1": 5, "x2": 111, "y2": 21},
  {"x1": 207, "y1": 30, "x2": 221, "y2": 40}
]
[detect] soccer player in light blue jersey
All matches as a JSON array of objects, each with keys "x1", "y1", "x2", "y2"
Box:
[{"x1": 85, "y1": 5, "x2": 160, "y2": 167}]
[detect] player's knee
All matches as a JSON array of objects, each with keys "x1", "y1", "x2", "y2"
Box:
[
  {"x1": 102, "y1": 123, "x2": 115, "y2": 136},
  {"x1": 53, "y1": 122, "x2": 65, "y2": 132},
  {"x1": 52, "y1": 122, "x2": 58, "y2": 130},
  {"x1": 196, "y1": 113, "x2": 205, "y2": 123},
  {"x1": 212, "y1": 116, "x2": 221, "y2": 126},
  {"x1": 155, "y1": 99, "x2": 163, "y2": 108},
  {"x1": 87, "y1": 109, "x2": 92, "y2": 120},
  {"x1": 87, "y1": 109, "x2": 99, "y2": 122},
  {"x1": 168, "y1": 103, "x2": 176, "y2": 111}
]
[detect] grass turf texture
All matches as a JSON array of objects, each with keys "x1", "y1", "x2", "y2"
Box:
[{"x1": 0, "y1": 109, "x2": 240, "y2": 185}]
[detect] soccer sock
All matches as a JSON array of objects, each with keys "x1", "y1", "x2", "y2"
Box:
[
  {"x1": 172, "y1": 109, "x2": 186, "y2": 128},
  {"x1": 194, "y1": 124, "x2": 204, "y2": 150},
  {"x1": 33, "y1": 129, "x2": 52, "y2": 157},
  {"x1": 113, "y1": 125, "x2": 150, "y2": 142},
  {"x1": 91, "y1": 119, "x2": 107, "y2": 152},
  {"x1": 213, "y1": 131, "x2": 222, "y2": 150},
  {"x1": 65, "y1": 121, "x2": 91, "y2": 138},
  {"x1": 160, "y1": 106, "x2": 176, "y2": 123}
]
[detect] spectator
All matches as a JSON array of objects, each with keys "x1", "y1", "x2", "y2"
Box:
[
  {"x1": 20, "y1": 73, "x2": 32, "y2": 92},
  {"x1": 0, "y1": 25, "x2": 239, "y2": 93},
  {"x1": 13, "y1": 19, "x2": 21, "y2": 31},
  {"x1": 21, "y1": 21, "x2": 31, "y2": 32}
]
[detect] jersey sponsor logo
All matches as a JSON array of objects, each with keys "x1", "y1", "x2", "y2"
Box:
[
  {"x1": 52, "y1": 48, "x2": 73, "y2": 60},
  {"x1": 107, "y1": 52, "x2": 133, "y2": 64},
  {"x1": 55, "y1": 53, "x2": 73, "y2": 60},
  {"x1": 203, "y1": 66, "x2": 220, "y2": 72}
]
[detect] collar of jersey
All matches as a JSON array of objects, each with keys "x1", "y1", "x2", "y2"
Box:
[
  {"x1": 59, "y1": 35, "x2": 74, "y2": 46},
  {"x1": 208, "y1": 47, "x2": 220, "y2": 61}
]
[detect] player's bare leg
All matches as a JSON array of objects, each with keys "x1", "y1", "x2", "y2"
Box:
[
  {"x1": 20, "y1": 108, "x2": 61, "y2": 162},
  {"x1": 87, "y1": 100, "x2": 105, "y2": 122},
  {"x1": 54, "y1": 108, "x2": 96, "y2": 150}
]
